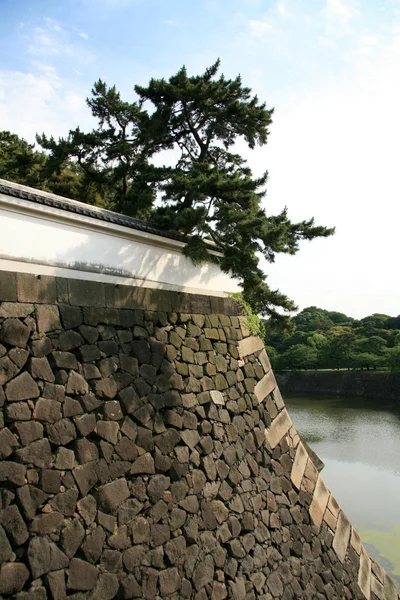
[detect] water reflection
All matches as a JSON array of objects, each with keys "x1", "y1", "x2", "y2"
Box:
[{"x1": 285, "y1": 393, "x2": 400, "y2": 586}]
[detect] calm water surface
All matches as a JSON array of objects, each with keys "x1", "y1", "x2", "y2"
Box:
[{"x1": 285, "y1": 393, "x2": 400, "y2": 587}]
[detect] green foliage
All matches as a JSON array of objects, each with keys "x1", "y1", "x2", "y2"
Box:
[
  {"x1": 229, "y1": 292, "x2": 265, "y2": 337},
  {"x1": 31, "y1": 60, "x2": 334, "y2": 318},
  {"x1": 277, "y1": 344, "x2": 318, "y2": 370},
  {"x1": 385, "y1": 346, "x2": 400, "y2": 371},
  {"x1": 0, "y1": 131, "x2": 46, "y2": 187},
  {"x1": 265, "y1": 305, "x2": 400, "y2": 371},
  {"x1": 37, "y1": 80, "x2": 155, "y2": 218}
]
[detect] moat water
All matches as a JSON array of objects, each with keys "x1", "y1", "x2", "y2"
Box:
[{"x1": 285, "y1": 393, "x2": 400, "y2": 587}]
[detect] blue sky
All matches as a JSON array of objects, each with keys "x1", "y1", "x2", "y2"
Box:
[{"x1": 1, "y1": 0, "x2": 400, "y2": 318}]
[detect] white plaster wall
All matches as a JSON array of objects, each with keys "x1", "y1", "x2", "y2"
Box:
[{"x1": 0, "y1": 196, "x2": 240, "y2": 296}]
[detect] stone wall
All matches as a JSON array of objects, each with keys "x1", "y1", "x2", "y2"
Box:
[
  {"x1": 277, "y1": 371, "x2": 400, "y2": 405},
  {"x1": 0, "y1": 270, "x2": 398, "y2": 600}
]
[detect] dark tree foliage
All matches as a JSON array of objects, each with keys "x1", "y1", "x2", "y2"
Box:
[
  {"x1": 134, "y1": 61, "x2": 334, "y2": 319},
  {"x1": 265, "y1": 306, "x2": 400, "y2": 371},
  {"x1": 35, "y1": 61, "x2": 334, "y2": 318},
  {"x1": 0, "y1": 131, "x2": 46, "y2": 187},
  {"x1": 37, "y1": 80, "x2": 155, "y2": 218}
]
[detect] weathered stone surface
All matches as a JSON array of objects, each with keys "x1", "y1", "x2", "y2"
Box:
[
  {"x1": 30, "y1": 511, "x2": 64, "y2": 534},
  {"x1": 47, "y1": 418, "x2": 77, "y2": 445},
  {"x1": 66, "y1": 370, "x2": 89, "y2": 395},
  {"x1": 73, "y1": 462, "x2": 98, "y2": 496},
  {"x1": 309, "y1": 475, "x2": 330, "y2": 529},
  {"x1": 254, "y1": 370, "x2": 276, "y2": 404},
  {"x1": 28, "y1": 536, "x2": 69, "y2": 578},
  {"x1": 238, "y1": 335, "x2": 264, "y2": 358},
  {"x1": 36, "y1": 304, "x2": 61, "y2": 332},
  {"x1": 291, "y1": 442, "x2": 308, "y2": 490},
  {"x1": 50, "y1": 488, "x2": 79, "y2": 516},
  {"x1": 0, "y1": 355, "x2": 20, "y2": 385},
  {"x1": 98, "y1": 479, "x2": 130, "y2": 513},
  {"x1": 92, "y1": 377, "x2": 118, "y2": 400},
  {"x1": 0, "y1": 562, "x2": 29, "y2": 595},
  {"x1": 0, "y1": 524, "x2": 12, "y2": 563},
  {"x1": 0, "y1": 302, "x2": 33, "y2": 319},
  {"x1": 82, "y1": 525, "x2": 105, "y2": 564},
  {"x1": 358, "y1": 546, "x2": 372, "y2": 600},
  {"x1": 103, "y1": 400, "x2": 123, "y2": 420},
  {"x1": 193, "y1": 554, "x2": 214, "y2": 590},
  {"x1": 0, "y1": 318, "x2": 30, "y2": 347},
  {"x1": 0, "y1": 272, "x2": 17, "y2": 301},
  {"x1": 46, "y1": 570, "x2": 67, "y2": 600},
  {"x1": 5, "y1": 371, "x2": 39, "y2": 401},
  {"x1": 16, "y1": 438, "x2": 52, "y2": 468},
  {"x1": 90, "y1": 573, "x2": 119, "y2": 600},
  {"x1": 0, "y1": 504, "x2": 29, "y2": 545},
  {"x1": 264, "y1": 408, "x2": 292, "y2": 449},
  {"x1": 9, "y1": 347, "x2": 29, "y2": 369},
  {"x1": 0, "y1": 426, "x2": 19, "y2": 458},
  {"x1": 16, "y1": 274, "x2": 55, "y2": 304},
  {"x1": 16, "y1": 485, "x2": 48, "y2": 520},
  {"x1": 50, "y1": 351, "x2": 79, "y2": 370},
  {"x1": 130, "y1": 452, "x2": 155, "y2": 475},
  {"x1": 159, "y1": 567, "x2": 182, "y2": 595},
  {"x1": 67, "y1": 558, "x2": 98, "y2": 591},
  {"x1": 0, "y1": 461, "x2": 27, "y2": 485},
  {"x1": 33, "y1": 398, "x2": 62, "y2": 422},
  {"x1": 30, "y1": 357, "x2": 55, "y2": 382},
  {"x1": 333, "y1": 510, "x2": 351, "y2": 562}
]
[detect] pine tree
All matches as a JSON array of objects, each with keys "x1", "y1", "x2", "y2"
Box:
[
  {"x1": 37, "y1": 80, "x2": 155, "y2": 217},
  {"x1": 135, "y1": 60, "x2": 334, "y2": 319},
  {"x1": 36, "y1": 61, "x2": 335, "y2": 319}
]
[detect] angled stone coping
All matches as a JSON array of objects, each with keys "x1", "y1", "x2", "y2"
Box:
[
  {"x1": 254, "y1": 370, "x2": 276, "y2": 404},
  {"x1": 264, "y1": 408, "x2": 293, "y2": 449},
  {"x1": 238, "y1": 335, "x2": 264, "y2": 358}
]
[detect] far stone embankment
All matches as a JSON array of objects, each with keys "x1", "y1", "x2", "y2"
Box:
[{"x1": 276, "y1": 371, "x2": 400, "y2": 405}]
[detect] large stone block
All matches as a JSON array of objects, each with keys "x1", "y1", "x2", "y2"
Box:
[
  {"x1": 264, "y1": 408, "x2": 292, "y2": 449},
  {"x1": 0, "y1": 318, "x2": 30, "y2": 348},
  {"x1": 5, "y1": 371, "x2": 39, "y2": 401},
  {"x1": 291, "y1": 442, "x2": 308, "y2": 490},
  {"x1": 309, "y1": 475, "x2": 330, "y2": 529},
  {"x1": 358, "y1": 546, "x2": 371, "y2": 600},
  {"x1": 238, "y1": 335, "x2": 264, "y2": 359},
  {"x1": 143, "y1": 288, "x2": 172, "y2": 312},
  {"x1": 254, "y1": 371, "x2": 276, "y2": 404},
  {"x1": 105, "y1": 283, "x2": 147, "y2": 309},
  {"x1": 17, "y1": 274, "x2": 56, "y2": 304},
  {"x1": 36, "y1": 305, "x2": 61, "y2": 333},
  {"x1": 0, "y1": 271, "x2": 17, "y2": 301},
  {"x1": 170, "y1": 292, "x2": 192, "y2": 313},
  {"x1": 0, "y1": 302, "x2": 34, "y2": 318},
  {"x1": 68, "y1": 279, "x2": 105, "y2": 307},
  {"x1": 332, "y1": 510, "x2": 351, "y2": 562}
]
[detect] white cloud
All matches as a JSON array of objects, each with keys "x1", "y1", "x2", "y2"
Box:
[
  {"x1": 25, "y1": 19, "x2": 96, "y2": 64},
  {"x1": 325, "y1": 0, "x2": 358, "y2": 33},
  {"x1": 0, "y1": 68, "x2": 93, "y2": 142},
  {"x1": 353, "y1": 34, "x2": 379, "y2": 55},
  {"x1": 276, "y1": 0, "x2": 294, "y2": 19},
  {"x1": 249, "y1": 18, "x2": 273, "y2": 37}
]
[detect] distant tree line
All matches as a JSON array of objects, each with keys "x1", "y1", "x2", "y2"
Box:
[{"x1": 264, "y1": 306, "x2": 400, "y2": 372}]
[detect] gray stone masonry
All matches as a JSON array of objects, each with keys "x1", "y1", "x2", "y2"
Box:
[{"x1": 0, "y1": 269, "x2": 398, "y2": 600}]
